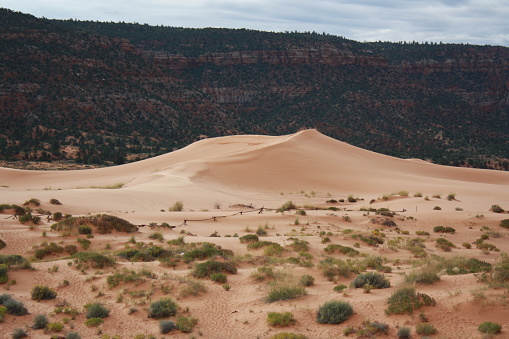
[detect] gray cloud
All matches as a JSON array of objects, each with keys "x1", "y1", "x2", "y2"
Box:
[{"x1": 2, "y1": 0, "x2": 508, "y2": 46}]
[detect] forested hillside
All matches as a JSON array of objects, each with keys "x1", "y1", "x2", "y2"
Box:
[{"x1": 1, "y1": 8, "x2": 508, "y2": 169}]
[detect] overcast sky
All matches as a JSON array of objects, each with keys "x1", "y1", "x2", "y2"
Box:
[{"x1": 3, "y1": 0, "x2": 509, "y2": 46}]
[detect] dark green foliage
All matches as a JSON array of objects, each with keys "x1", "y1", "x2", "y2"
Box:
[
  {"x1": 500, "y1": 219, "x2": 509, "y2": 228},
  {"x1": 436, "y1": 238, "x2": 456, "y2": 251},
  {"x1": 267, "y1": 312, "x2": 296, "y2": 326},
  {"x1": 76, "y1": 238, "x2": 91, "y2": 250},
  {"x1": 72, "y1": 252, "x2": 115, "y2": 268},
  {"x1": 239, "y1": 234, "x2": 259, "y2": 243},
  {"x1": 66, "y1": 332, "x2": 81, "y2": 339},
  {"x1": 24, "y1": 198, "x2": 40, "y2": 206},
  {"x1": 64, "y1": 244, "x2": 78, "y2": 255},
  {"x1": 351, "y1": 271, "x2": 390, "y2": 289},
  {"x1": 116, "y1": 245, "x2": 172, "y2": 262},
  {"x1": 84, "y1": 317, "x2": 103, "y2": 327},
  {"x1": 176, "y1": 316, "x2": 198, "y2": 333},
  {"x1": 160, "y1": 320, "x2": 176, "y2": 334},
  {"x1": 491, "y1": 205, "x2": 505, "y2": 213},
  {"x1": 299, "y1": 274, "x2": 314, "y2": 287},
  {"x1": 182, "y1": 243, "x2": 232, "y2": 263},
  {"x1": 210, "y1": 273, "x2": 227, "y2": 283},
  {"x1": 478, "y1": 322, "x2": 502, "y2": 334},
  {"x1": 433, "y1": 226, "x2": 456, "y2": 233},
  {"x1": 397, "y1": 327, "x2": 411, "y2": 339},
  {"x1": 32, "y1": 314, "x2": 49, "y2": 329},
  {"x1": 444, "y1": 257, "x2": 492, "y2": 275},
  {"x1": 78, "y1": 225, "x2": 92, "y2": 235},
  {"x1": 416, "y1": 323, "x2": 437, "y2": 335},
  {"x1": 266, "y1": 285, "x2": 306, "y2": 303},
  {"x1": 2, "y1": 297, "x2": 28, "y2": 316},
  {"x1": 192, "y1": 260, "x2": 237, "y2": 278},
  {"x1": 247, "y1": 241, "x2": 279, "y2": 249},
  {"x1": 53, "y1": 212, "x2": 63, "y2": 221},
  {"x1": 85, "y1": 303, "x2": 109, "y2": 319},
  {"x1": 256, "y1": 227, "x2": 268, "y2": 236},
  {"x1": 386, "y1": 287, "x2": 436, "y2": 315},
  {"x1": 0, "y1": 239, "x2": 5, "y2": 250},
  {"x1": 148, "y1": 298, "x2": 178, "y2": 318},
  {"x1": 316, "y1": 300, "x2": 353, "y2": 324},
  {"x1": 52, "y1": 214, "x2": 138, "y2": 234},
  {"x1": 50, "y1": 199, "x2": 62, "y2": 205},
  {"x1": 405, "y1": 269, "x2": 440, "y2": 285},
  {"x1": 31, "y1": 285, "x2": 57, "y2": 301},
  {"x1": 324, "y1": 244, "x2": 359, "y2": 256},
  {"x1": 0, "y1": 255, "x2": 30, "y2": 268},
  {"x1": 0, "y1": 264, "x2": 8, "y2": 277},
  {"x1": 12, "y1": 328, "x2": 27, "y2": 339}
]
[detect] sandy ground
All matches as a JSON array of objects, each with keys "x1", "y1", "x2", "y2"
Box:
[{"x1": 0, "y1": 129, "x2": 508, "y2": 338}]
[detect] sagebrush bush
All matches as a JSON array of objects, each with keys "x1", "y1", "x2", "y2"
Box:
[
  {"x1": 299, "y1": 274, "x2": 315, "y2": 287},
  {"x1": 72, "y1": 252, "x2": 115, "y2": 268},
  {"x1": 160, "y1": 320, "x2": 176, "y2": 334},
  {"x1": 176, "y1": 316, "x2": 198, "y2": 333},
  {"x1": 3, "y1": 297, "x2": 28, "y2": 316},
  {"x1": 84, "y1": 317, "x2": 103, "y2": 327},
  {"x1": 316, "y1": 300, "x2": 353, "y2": 324},
  {"x1": 500, "y1": 219, "x2": 509, "y2": 228},
  {"x1": 31, "y1": 285, "x2": 57, "y2": 301},
  {"x1": 491, "y1": 205, "x2": 505, "y2": 213},
  {"x1": 210, "y1": 273, "x2": 227, "y2": 283},
  {"x1": 267, "y1": 312, "x2": 296, "y2": 327},
  {"x1": 415, "y1": 323, "x2": 437, "y2": 335},
  {"x1": 266, "y1": 284, "x2": 306, "y2": 303},
  {"x1": 351, "y1": 271, "x2": 390, "y2": 289},
  {"x1": 85, "y1": 303, "x2": 109, "y2": 319},
  {"x1": 404, "y1": 268, "x2": 440, "y2": 285},
  {"x1": 47, "y1": 322, "x2": 64, "y2": 332},
  {"x1": 192, "y1": 260, "x2": 237, "y2": 278},
  {"x1": 148, "y1": 297, "x2": 178, "y2": 318},
  {"x1": 0, "y1": 239, "x2": 5, "y2": 250},
  {"x1": 32, "y1": 314, "x2": 49, "y2": 329},
  {"x1": 436, "y1": 238, "x2": 456, "y2": 251},
  {"x1": 277, "y1": 201, "x2": 297, "y2": 212},
  {"x1": 66, "y1": 332, "x2": 81, "y2": 339},
  {"x1": 169, "y1": 201, "x2": 184, "y2": 212},
  {"x1": 239, "y1": 234, "x2": 259, "y2": 243},
  {"x1": 397, "y1": 327, "x2": 411, "y2": 339},
  {"x1": 385, "y1": 287, "x2": 435, "y2": 315},
  {"x1": 12, "y1": 328, "x2": 27, "y2": 339},
  {"x1": 478, "y1": 321, "x2": 502, "y2": 334}
]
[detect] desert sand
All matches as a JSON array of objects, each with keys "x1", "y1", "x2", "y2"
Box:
[{"x1": 0, "y1": 129, "x2": 508, "y2": 338}]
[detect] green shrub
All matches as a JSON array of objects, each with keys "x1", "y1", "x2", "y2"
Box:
[
  {"x1": 324, "y1": 244, "x2": 359, "y2": 256},
  {"x1": 264, "y1": 243, "x2": 284, "y2": 256},
  {"x1": 404, "y1": 269, "x2": 440, "y2": 285},
  {"x1": 491, "y1": 205, "x2": 505, "y2": 213},
  {"x1": 160, "y1": 320, "x2": 176, "y2": 334},
  {"x1": 299, "y1": 274, "x2": 314, "y2": 287},
  {"x1": 31, "y1": 285, "x2": 57, "y2": 301},
  {"x1": 478, "y1": 321, "x2": 502, "y2": 334},
  {"x1": 436, "y1": 238, "x2": 456, "y2": 251},
  {"x1": 32, "y1": 314, "x2": 49, "y2": 329},
  {"x1": 397, "y1": 327, "x2": 411, "y2": 339},
  {"x1": 277, "y1": 201, "x2": 297, "y2": 212},
  {"x1": 148, "y1": 231, "x2": 164, "y2": 242},
  {"x1": 351, "y1": 271, "x2": 390, "y2": 289},
  {"x1": 433, "y1": 226, "x2": 456, "y2": 233},
  {"x1": 267, "y1": 312, "x2": 296, "y2": 327},
  {"x1": 12, "y1": 328, "x2": 27, "y2": 339},
  {"x1": 85, "y1": 303, "x2": 109, "y2": 319},
  {"x1": 84, "y1": 317, "x2": 103, "y2": 327},
  {"x1": 500, "y1": 219, "x2": 509, "y2": 228},
  {"x1": 0, "y1": 264, "x2": 8, "y2": 277},
  {"x1": 316, "y1": 300, "x2": 353, "y2": 324},
  {"x1": 148, "y1": 297, "x2": 178, "y2": 318},
  {"x1": 333, "y1": 284, "x2": 347, "y2": 292},
  {"x1": 385, "y1": 287, "x2": 436, "y2": 315},
  {"x1": 52, "y1": 214, "x2": 138, "y2": 234},
  {"x1": 64, "y1": 244, "x2": 78, "y2": 255},
  {"x1": 66, "y1": 332, "x2": 81, "y2": 339},
  {"x1": 47, "y1": 321, "x2": 64, "y2": 332},
  {"x1": 415, "y1": 323, "x2": 437, "y2": 335},
  {"x1": 78, "y1": 225, "x2": 92, "y2": 235},
  {"x1": 239, "y1": 234, "x2": 259, "y2": 243},
  {"x1": 0, "y1": 239, "x2": 5, "y2": 250},
  {"x1": 176, "y1": 316, "x2": 198, "y2": 333},
  {"x1": 269, "y1": 333, "x2": 308, "y2": 339},
  {"x1": 2, "y1": 297, "x2": 28, "y2": 316},
  {"x1": 210, "y1": 273, "x2": 227, "y2": 283},
  {"x1": 72, "y1": 252, "x2": 115, "y2": 268},
  {"x1": 76, "y1": 238, "x2": 91, "y2": 250},
  {"x1": 266, "y1": 284, "x2": 306, "y2": 303},
  {"x1": 192, "y1": 260, "x2": 237, "y2": 278}
]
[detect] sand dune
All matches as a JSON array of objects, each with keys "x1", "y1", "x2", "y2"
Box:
[{"x1": 1, "y1": 130, "x2": 509, "y2": 339}]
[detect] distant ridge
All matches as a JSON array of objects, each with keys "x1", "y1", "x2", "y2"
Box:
[{"x1": 1, "y1": 8, "x2": 508, "y2": 170}]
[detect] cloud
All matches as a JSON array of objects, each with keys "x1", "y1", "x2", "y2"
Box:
[{"x1": 2, "y1": 0, "x2": 508, "y2": 46}]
